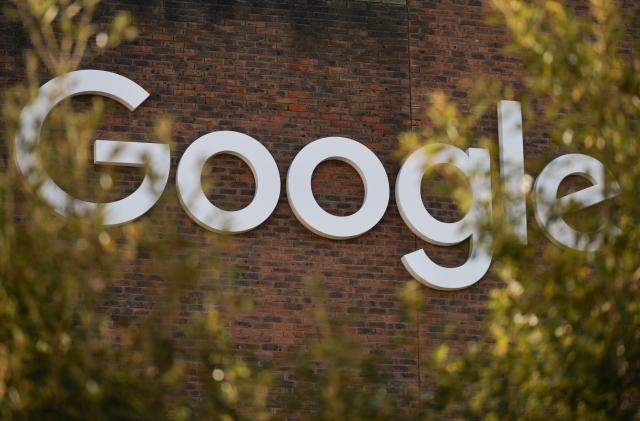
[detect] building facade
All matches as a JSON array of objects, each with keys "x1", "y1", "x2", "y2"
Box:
[{"x1": 3, "y1": 0, "x2": 617, "y2": 408}]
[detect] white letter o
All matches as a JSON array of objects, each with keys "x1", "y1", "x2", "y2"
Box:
[
  {"x1": 176, "y1": 131, "x2": 280, "y2": 233},
  {"x1": 287, "y1": 137, "x2": 389, "y2": 239}
]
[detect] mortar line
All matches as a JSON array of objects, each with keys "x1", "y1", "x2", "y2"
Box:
[{"x1": 404, "y1": 0, "x2": 423, "y2": 412}]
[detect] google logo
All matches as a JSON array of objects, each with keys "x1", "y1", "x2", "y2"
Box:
[{"x1": 16, "y1": 70, "x2": 620, "y2": 290}]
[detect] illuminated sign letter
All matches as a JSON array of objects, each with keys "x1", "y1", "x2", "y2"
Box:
[
  {"x1": 16, "y1": 70, "x2": 170, "y2": 225},
  {"x1": 176, "y1": 131, "x2": 281, "y2": 233},
  {"x1": 534, "y1": 153, "x2": 620, "y2": 251},
  {"x1": 287, "y1": 137, "x2": 389, "y2": 239},
  {"x1": 396, "y1": 144, "x2": 493, "y2": 290},
  {"x1": 498, "y1": 100, "x2": 528, "y2": 243}
]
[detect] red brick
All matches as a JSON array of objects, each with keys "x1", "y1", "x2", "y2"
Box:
[{"x1": 287, "y1": 104, "x2": 308, "y2": 112}]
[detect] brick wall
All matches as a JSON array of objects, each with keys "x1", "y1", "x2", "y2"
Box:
[{"x1": 1, "y1": 0, "x2": 607, "y2": 411}]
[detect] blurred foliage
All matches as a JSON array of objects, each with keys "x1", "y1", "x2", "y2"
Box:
[{"x1": 402, "y1": 0, "x2": 640, "y2": 419}]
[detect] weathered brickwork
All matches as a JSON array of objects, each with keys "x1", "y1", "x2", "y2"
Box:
[{"x1": 7, "y1": 0, "x2": 627, "y2": 410}]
